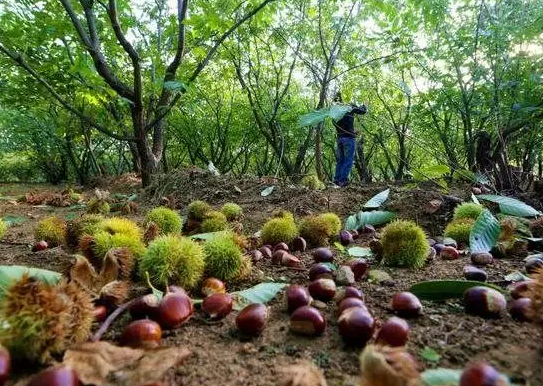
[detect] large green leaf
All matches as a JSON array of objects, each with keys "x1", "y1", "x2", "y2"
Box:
[
  {"x1": 477, "y1": 194, "x2": 541, "y2": 217},
  {"x1": 363, "y1": 188, "x2": 390, "y2": 209},
  {"x1": 412, "y1": 164, "x2": 450, "y2": 181},
  {"x1": 298, "y1": 105, "x2": 352, "y2": 127},
  {"x1": 409, "y1": 280, "x2": 504, "y2": 301},
  {"x1": 344, "y1": 211, "x2": 396, "y2": 231},
  {"x1": 2, "y1": 215, "x2": 26, "y2": 226},
  {"x1": 421, "y1": 368, "x2": 461, "y2": 385},
  {"x1": 347, "y1": 246, "x2": 373, "y2": 257},
  {"x1": 0, "y1": 265, "x2": 62, "y2": 300},
  {"x1": 470, "y1": 209, "x2": 501, "y2": 253},
  {"x1": 232, "y1": 283, "x2": 288, "y2": 310}
]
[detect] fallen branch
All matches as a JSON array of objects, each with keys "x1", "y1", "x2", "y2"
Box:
[{"x1": 92, "y1": 297, "x2": 138, "y2": 342}]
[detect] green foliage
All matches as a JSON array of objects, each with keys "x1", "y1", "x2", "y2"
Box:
[
  {"x1": 204, "y1": 232, "x2": 243, "y2": 281},
  {"x1": 260, "y1": 215, "x2": 298, "y2": 246},
  {"x1": 444, "y1": 218, "x2": 475, "y2": 244},
  {"x1": 0, "y1": 219, "x2": 6, "y2": 239},
  {"x1": 0, "y1": 152, "x2": 42, "y2": 182},
  {"x1": 145, "y1": 206, "x2": 182, "y2": 234},
  {"x1": 318, "y1": 213, "x2": 342, "y2": 236},
  {"x1": 299, "y1": 215, "x2": 334, "y2": 247},
  {"x1": 301, "y1": 174, "x2": 325, "y2": 190},
  {"x1": 201, "y1": 211, "x2": 228, "y2": 232},
  {"x1": 35, "y1": 216, "x2": 67, "y2": 247},
  {"x1": 221, "y1": 202, "x2": 243, "y2": 221},
  {"x1": 96, "y1": 217, "x2": 142, "y2": 240},
  {"x1": 410, "y1": 280, "x2": 504, "y2": 301},
  {"x1": 470, "y1": 210, "x2": 502, "y2": 254},
  {"x1": 187, "y1": 200, "x2": 211, "y2": 221},
  {"x1": 140, "y1": 235, "x2": 205, "y2": 289},
  {"x1": 86, "y1": 199, "x2": 110, "y2": 215},
  {"x1": 381, "y1": 220, "x2": 429, "y2": 268},
  {"x1": 453, "y1": 203, "x2": 484, "y2": 221}
]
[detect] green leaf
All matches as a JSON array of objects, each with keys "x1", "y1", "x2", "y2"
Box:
[
  {"x1": 2, "y1": 215, "x2": 26, "y2": 226},
  {"x1": 477, "y1": 195, "x2": 541, "y2": 217},
  {"x1": 409, "y1": 280, "x2": 504, "y2": 301},
  {"x1": 232, "y1": 282, "x2": 288, "y2": 310},
  {"x1": 163, "y1": 80, "x2": 188, "y2": 93},
  {"x1": 334, "y1": 242, "x2": 346, "y2": 252},
  {"x1": 504, "y1": 271, "x2": 529, "y2": 282},
  {"x1": 470, "y1": 209, "x2": 501, "y2": 253},
  {"x1": 421, "y1": 368, "x2": 461, "y2": 385},
  {"x1": 64, "y1": 213, "x2": 78, "y2": 221},
  {"x1": 188, "y1": 232, "x2": 221, "y2": 241},
  {"x1": 363, "y1": 188, "x2": 390, "y2": 209},
  {"x1": 0, "y1": 265, "x2": 62, "y2": 300},
  {"x1": 471, "y1": 194, "x2": 480, "y2": 205},
  {"x1": 347, "y1": 246, "x2": 373, "y2": 257},
  {"x1": 344, "y1": 215, "x2": 358, "y2": 231},
  {"x1": 261, "y1": 186, "x2": 275, "y2": 197},
  {"x1": 298, "y1": 105, "x2": 352, "y2": 127},
  {"x1": 420, "y1": 346, "x2": 441, "y2": 363},
  {"x1": 413, "y1": 164, "x2": 450, "y2": 181},
  {"x1": 357, "y1": 211, "x2": 396, "y2": 227},
  {"x1": 321, "y1": 262, "x2": 337, "y2": 271}
]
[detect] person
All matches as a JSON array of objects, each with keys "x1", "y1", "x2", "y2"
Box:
[{"x1": 332, "y1": 92, "x2": 367, "y2": 187}]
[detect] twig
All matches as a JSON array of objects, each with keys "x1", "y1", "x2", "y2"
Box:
[{"x1": 92, "y1": 298, "x2": 139, "y2": 342}]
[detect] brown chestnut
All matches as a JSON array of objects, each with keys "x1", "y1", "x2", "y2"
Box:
[
  {"x1": 338, "y1": 286, "x2": 364, "y2": 302},
  {"x1": 509, "y1": 281, "x2": 530, "y2": 299},
  {"x1": 0, "y1": 345, "x2": 10, "y2": 386},
  {"x1": 120, "y1": 319, "x2": 162, "y2": 348},
  {"x1": 236, "y1": 303, "x2": 268, "y2": 336},
  {"x1": 274, "y1": 242, "x2": 289, "y2": 252},
  {"x1": 286, "y1": 284, "x2": 312, "y2": 313},
  {"x1": 289, "y1": 306, "x2": 326, "y2": 336},
  {"x1": 129, "y1": 293, "x2": 160, "y2": 320},
  {"x1": 339, "y1": 230, "x2": 353, "y2": 246},
  {"x1": 291, "y1": 236, "x2": 307, "y2": 252},
  {"x1": 470, "y1": 252, "x2": 493, "y2": 266},
  {"x1": 27, "y1": 366, "x2": 81, "y2": 386},
  {"x1": 509, "y1": 298, "x2": 532, "y2": 322},
  {"x1": 337, "y1": 297, "x2": 367, "y2": 315},
  {"x1": 312, "y1": 247, "x2": 333, "y2": 263},
  {"x1": 375, "y1": 316, "x2": 409, "y2": 347},
  {"x1": 156, "y1": 292, "x2": 194, "y2": 329},
  {"x1": 202, "y1": 293, "x2": 233, "y2": 319},
  {"x1": 272, "y1": 249, "x2": 288, "y2": 265},
  {"x1": 248, "y1": 249, "x2": 263, "y2": 261},
  {"x1": 391, "y1": 292, "x2": 423, "y2": 318},
  {"x1": 360, "y1": 224, "x2": 376, "y2": 234},
  {"x1": 463, "y1": 266, "x2": 488, "y2": 282},
  {"x1": 93, "y1": 305, "x2": 107, "y2": 323},
  {"x1": 201, "y1": 277, "x2": 226, "y2": 297},
  {"x1": 280, "y1": 253, "x2": 302, "y2": 268},
  {"x1": 440, "y1": 246, "x2": 460, "y2": 260},
  {"x1": 348, "y1": 259, "x2": 369, "y2": 281},
  {"x1": 309, "y1": 263, "x2": 334, "y2": 281},
  {"x1": 459, "y1": 362, "x2": 509, "y2": 386},
  {"x1": 338, "y1": 307, "x2": 375, "y2": 346},
  {"x1": 463, "y1": 286, "x2": 506, "y2": 319},
  {"x1": 308, "y1": 278, "x2": 336, "y2": 302},
  {"x1": 166, "y1": 285, "x2": 186, "y2": 294},
  {"x1": 259, "y1": 246, "x2": 272, "y2": 259},
  {"x1": 350, "y1": 229, "x2": 359, "y2": 239},
  {"x1": 32, "y1": 240, "x2": 48, "y2": 252}
]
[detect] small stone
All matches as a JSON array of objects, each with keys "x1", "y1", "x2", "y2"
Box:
[
  {"x1": 470, "y1": 252, "x2": 493, "y2": 266},
  {"x1": 336, "y1": 266, "x2": 355, "y2": 286},
  {"x1": 472, "y1": 187, "x2": 482, "y2": 195},
  {"x1": 311, "y1": 300, "x2": 328, "y2": 310}
]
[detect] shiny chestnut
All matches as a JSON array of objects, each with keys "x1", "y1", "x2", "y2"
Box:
[
  {"x1": 463, "y1": 286, "x2": 506, "y2": 319},
  {"x1": 459, "y1": 362, "x2": 509, "y2": 386},
  {"x1": 309, "y1": 263, "x2": 334, "y2": 281},
  {"x1": 375, "y1": 316, "x2": 409, "y2": 347},
  {"x1": 463, "y1": 266, "x2": 487, "y2": 282},
  {"x1": 202, "y1": 293, "x2": 233, "y2": 319},
  {"x1": 272, "y1": 249, "x2": 288, "y2": 265},
  {"x1": 391, "y1": 292, "x2": 423, "y2": 318},
  {"x1": 339, "y1": 230, "x2": 353, "y2": 246},
  {"x1": 509, "y1": 298, "x2": 532, "y2": 322},
  {"x1": 338, "y1": 307, "x2": 375, "y2": 346},
  {"x1": 259, "y1": 246, "x2": 272, "y2": 259},
  {"x1": 129, "y1": 293, "x2": 160, "y2": 320},
  {"x1": 308, "y1": 278, "x2": 336, "y2": 302},
  {"x1": 337, "y1": 297, "x2": 367, "y2": 315},
  {"x1": 236, "y1": 303, "x2": 268, "y2": 336},
  {"x1": 32, "y1": 240, "x2": 48, "y2": 252},
  {"x1": 27, "y1": 366, "x2": 81, "y2": 386},
  {"x1": 470, "y1": 252, "x2": 493, "y2": 266},
  {"x1": 338, "y1": 286, "x2": 364, "y2": 302},
  {"x1": 201, "y1": 277, "x2": 226, "y2": 297},
  {"x1": 274, "y1": 242, "x2": 289, "y2": 252},
  {"x1": 120, "y1": 319, "x2": 162, "y2": 348},
  {"x1": 348, "y1": 259, "x2": 369, "y2": 281},
  {"x1": 440, "y1": 246, "x2": 460, "y2": 260},
  {"x1": 291, "y1": 237, "x2": 307, "y2": 252},
  {"x1": 286, "y1": 285, "x2": 312, "y2": 313},
  {"x1": 312, "y1": 248, "x2": 333, "y2": 263},
  {"x1": 509, "y1": 281, "x2": 530, "y2": 299},
  {"x1": 93, "y1": 305, "x2": 107, "y2": 323},
  {"x1": 289, "y1": 306, "x2": 326, "y2": 336},
  {"x1": 156, "y1": 292, "x2": 194, "y2": 329}
]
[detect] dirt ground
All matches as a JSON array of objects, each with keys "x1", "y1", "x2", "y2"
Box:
[{"x1": 0, "y1": 172, "x2": 542, "y2": 386}]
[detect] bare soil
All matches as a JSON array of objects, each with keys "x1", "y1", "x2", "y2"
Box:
[{"x1": 0, "y1": 173, "x2": 542, "y2": 386}]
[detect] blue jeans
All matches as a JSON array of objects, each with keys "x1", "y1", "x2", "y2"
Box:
[{"x1": 334, "y1": 136, "x2": 356, "y2": 186}]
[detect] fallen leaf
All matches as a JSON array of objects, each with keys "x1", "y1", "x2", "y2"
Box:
[
  {"x1": 279, "y1": 361, "x2": 327, "y2": 386},
  {"x1": 424, "y1": 199, "x2": 442, "y2": 214},
  {"x1": 63, "y1": 341, "x2": 190, "y2": 386}
]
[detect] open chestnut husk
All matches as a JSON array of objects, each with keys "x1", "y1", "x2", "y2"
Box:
[
  {"x1": 27, "y1": 366, "x2": 81, "y2": 386},
  {"x1": 509, "y1": 298, "x2": 532, "y2": 322},
  {"x1": 120, "y1": 319, "x2": 162, "y2": 348},
  {"x1": 338, "y1": 307, "x2": 375, "y2": 346},
  {"x1": 463, "y1": 286, "x2": 506, "y2": 319},
  {"x1": 375, "y1": 316, "x2": 409, "y2": 347},
  {"x1": 286, "y1": 284, "x2": 312, "y2": 313},
  {"x1": 236, "y1": 303, "x2": 268, "y2": 336},
  {"x1": 308, "y1": 278, "x2": 336, "y2": 302},
  {"x1": 391, "y1": 292, "x2": 423, "y2": 318},
  {"x1": 202, "y1": 293, "x2": 233, "y2": 319},
  {"x1": 309, "y1": 263, "x2": 334, "y2": 281},
  {"x1": 312, "y1": 248, "x2": 333, "y2": 263},
  {"x1": 129, "y1": 293, "x2": 160, "y2": 320},
  {"x1": 289, "y1": 306, "x2": 326, "y2": 336},
  {"x1": 156, "y1": 292, "x2": 194, "y2": 329},
  {"x1": 459, "y1": 362, "x2": 509, "y2": 386}
]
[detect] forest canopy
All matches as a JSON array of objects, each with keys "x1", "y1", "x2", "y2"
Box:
[{"x1": 0, "y1": 0, "x2": 542, "y2": 189}]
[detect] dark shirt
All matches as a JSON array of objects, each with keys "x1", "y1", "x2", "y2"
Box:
[{"x1": 333, "y1": 104, "x2": 367, "y2": 138}]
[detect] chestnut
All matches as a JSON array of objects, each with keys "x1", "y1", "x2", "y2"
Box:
[
  {"x1": 509, "y1": 298, "x2": 532, "y2": 322},
  {"x1": 166, "y1": 285, "x2": 186, "y2": 294},
  {"x1": 280, "y1": 253, "x2": 302, "y2": 268},
  {"x1": 337, "y1": 297, "x2": 367, "y2": 315},
  {"x1": 459, "y1": 362, "x2": 508, "y2": 386},
  {"x1": 272, "y1": 249, "x2": 288, "y2": 265},
  {"x1": 391, "y1": 292, "x2": 423, "y2": 318},
  {"x1": 286, "y1": 285, "x2": 312, "y2": 313},
  {"x1": 202, "y1": 293, "x2": 233, "y2": 319},
  {"x1": 360, "y1": 224, "x2": 375, "y2": 234},
  {"x1": 471, "y1": 187, "x2": 482, "y2": 195},
  {"x1": 248, "y1": 249, "x2": 263, "y2": 262},
  {"x1": 291, "y1": 236, "x2": 307, "y2": 252},
  {"x1": 308, "y1": 278, "x2": 336, "y2": 302},
  {"x1": 27, "y1": 366, "x2": 81, "y2": 386},
  {"x1": 259, "y1": 246, "x2": 272, "y2": 259},
  {"x1": 120, "y1": 319, "x2": 162, "y2": 348},
  {"x1": 440, "y1": 246, "x2": 460, "y2": 260},
  {"x1": 129, "y1": 293, "x2": 160, "y2": 320},
  {"x1": 312, "y1": 248, "x2": 333, "y2": 263},
  {"x1": 470, "y1": 252, "x2": 493, "y2": 266},
  {"x1": 375, "y1": 316, "x2": 409, "y2": 347},
  {"x1": 338, "y1": 286, "x2": 364, "y2": 301},
  {"x1": 309, "y1": 263, "x2": 334, "y2": 281},
  {"x1": 0, "y1": 345, "x2": 10, "y2": 386},
  {"x1": 339, "y1": 230, "x2": 353, "y2": 246},
  {"x1": 463, "y1": 266, "x2": 487, "y2": 282},
  {"x1": 274, "y1": 242, "x2": 289, "y2": 252},
  {"x1": 93, "y1": 305, "x2": 108, "y2": 323},
  {"x1": 156, "y1": 292, "x2": 194, "y2": 329},
  {"x1": 463, "y1": 286, "x2": 506, "y2": 319},
  {"x1": 236, "y1": 303, "x2": 268, "y2": 336},
  {"x1": 369, "y1": 239, "x2": 383, "y2": 256},
  {"x1": 289, "y1": 306, "x2": 326, "y2": 336},
  {"x1": 509, "y1": 281, "x2": 530, "y2": 299},
  {"x1": 350, "y1": 229, "x2": 360, "y2": 239},
  {"x1": 348, "y1": 259, "x2": 369, "y2": 281},
  {"x1": 201, "y1": 277, "x2": 226, "y2": 297},
  {"x1": 32, "y1": 240, "x2": 48, "y2": 252},
  {"x1": 525, "y1": 257, "x2": 543, "y2": 274},
  {"x1": 433, "y1": 243, "x2": 445, "y2": 254},
  {"x1": 338, "y1": 307, "x2": 375, "y2": 346}
]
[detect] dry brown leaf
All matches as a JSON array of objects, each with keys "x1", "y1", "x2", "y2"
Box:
[
  {"x1": 63, "y1": 341, "x2": 190, "y2": 386},
  {"x1": 279, "y1": 361, "x2": 328, "y2": 386},
  {"x1": 424, "y1": 199, "x2": 442, "y2": 214},
  {"x1": 70, "y1": 255, "x2": 99, "y2": 292}
]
